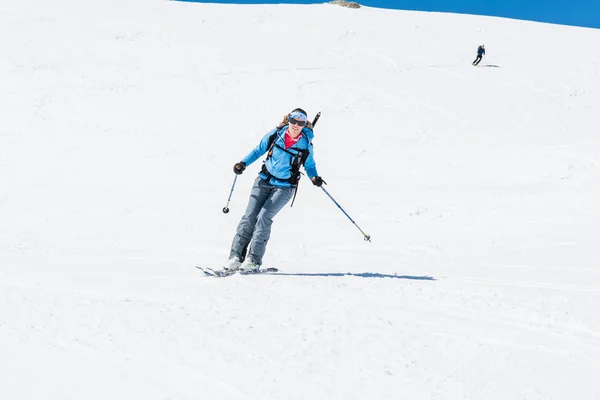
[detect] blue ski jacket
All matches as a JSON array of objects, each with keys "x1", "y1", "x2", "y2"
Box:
[
  {"x1": 242, "y1": 125, "x2": 319, "y2": 188},
  {"x1": 477, "y1": 46, "x2": 486, "y2": 56}
]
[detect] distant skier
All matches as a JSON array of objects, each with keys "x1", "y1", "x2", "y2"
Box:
[
  {"x1": 223, "y1": 108, "x2": 325, "y2": 272},
  {"x1": 472, "y1": 44, "x2": 485, "y2": 66}
]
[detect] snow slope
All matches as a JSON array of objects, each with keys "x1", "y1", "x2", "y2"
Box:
[{"x1": 1, "y1": 0, "x2": 600, "y2": 398}]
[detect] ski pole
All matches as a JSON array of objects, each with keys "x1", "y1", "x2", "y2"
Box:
[
  {"x1": 320, "y1": 186, "x2": 371, "y2": 242},
  {"x1": 222, "y1": 174, "x2": 238, "y2": 214}
]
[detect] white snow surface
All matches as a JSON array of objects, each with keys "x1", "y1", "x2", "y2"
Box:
[{"x1": 1, "y1": 0, "x2": 600, "y2": 398}]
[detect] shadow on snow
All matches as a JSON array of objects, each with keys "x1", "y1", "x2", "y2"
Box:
[{"x1": 273, "y1": 272, "x2": 435, "y2": 280}]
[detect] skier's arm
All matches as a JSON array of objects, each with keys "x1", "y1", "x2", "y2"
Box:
[
  {"x1": 241, "y1": 129, "x2": 277, "y2": 166},
  {"x1": 304, "y1": 142, "x2": 318, "y2": 180}
]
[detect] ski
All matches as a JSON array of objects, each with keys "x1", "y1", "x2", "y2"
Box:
[
  {"x1": 196, "y1": 266, "x2": 236, "y2": 277},
  {"x1": 240, "y1": 267, "x2": 279, "y2": 275},
  {"x1": 196, "y1": 266, "x2": 278, "y2": 277}
]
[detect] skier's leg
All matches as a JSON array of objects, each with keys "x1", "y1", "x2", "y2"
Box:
[
  {"x1": 229, "y1": 177, "x2": 271, "y2": 260},
  {"x1": 247, "y1": 185, "x2": 295, "y2": 265}
]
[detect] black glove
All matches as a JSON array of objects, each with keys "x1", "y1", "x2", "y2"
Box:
[
  {"x1": 311, "y1": 176, "x2": 326, "y2": 187},
  {"x1": 233, "y1": 162, "x2": 246, "y2": 175}
]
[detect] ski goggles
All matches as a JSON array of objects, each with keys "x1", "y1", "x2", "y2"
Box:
[
  {"x1": 289, "y1": 111, "x2": 307, "y2": 126},
  {"x1": 289, "y1": 118, "x2": 306, "y2": 127}
]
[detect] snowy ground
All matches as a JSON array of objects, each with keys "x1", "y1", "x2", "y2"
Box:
[{"x1": 1, "y1": 0, "x2": 600, "y2": 398}]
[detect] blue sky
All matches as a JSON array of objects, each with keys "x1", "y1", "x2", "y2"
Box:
[
  {"x1": 179, "y1": 0, "x2": 599, "y2": 29},
  {"x1": 360, "y1": 0, "x2": 599, "y2": 29}
]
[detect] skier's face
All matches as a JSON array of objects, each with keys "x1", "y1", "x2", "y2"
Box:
[
  {"x1": 288, "y1": 119, "x2": 303, "y2": 136},
  {"x1": 288, "y1": 111, "x2": 307, "y2": 137}
]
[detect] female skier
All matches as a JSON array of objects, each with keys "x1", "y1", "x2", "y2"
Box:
[{"x1": 224, "y1": 108, "x2": 325, "y2": 272}]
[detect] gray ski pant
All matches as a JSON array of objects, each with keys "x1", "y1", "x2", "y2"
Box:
[{"x1": 229, "y1": 177, "x2": 295, "y2": 265}]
